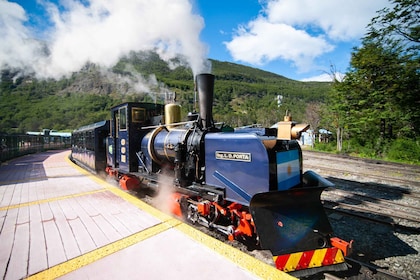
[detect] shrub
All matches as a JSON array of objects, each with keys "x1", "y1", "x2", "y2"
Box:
[
  {"x1": 313, "y1": 141, "x2": 337, "y2": 153},
  {"x1": 386, "y1": 138, "x2": 420, "y2": 164}
]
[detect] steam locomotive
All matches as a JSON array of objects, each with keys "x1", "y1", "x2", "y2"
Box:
[{"x1": 71, "y1": 73, "x2": 352, "y2": 277}]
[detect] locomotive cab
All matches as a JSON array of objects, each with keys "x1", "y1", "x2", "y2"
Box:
[{"x1": 106, "y1": 102, "x2": 164, "y2": 173}]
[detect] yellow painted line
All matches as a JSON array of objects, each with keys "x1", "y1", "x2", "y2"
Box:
[
  {"x1": 0, "y1": 189, "x2": 107, "y2": 212},
  {"x1": 175, "y1": 222, "x2": 296, "y2": 280},
  {"x1": 87, "y1": 175, "x2": 292, "y2": 278},
  {"x1": 62, "y1": 152, "x2": 296, "y2": 279},
  {"x1": 65, "y1": 154, "x2": 174, "y2": 222},
  {"x1": 26, "y1": 219, "x2": 181, "y2": 280}
]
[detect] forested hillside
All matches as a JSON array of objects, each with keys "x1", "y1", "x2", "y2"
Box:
[
  {"x1": 0, "y1": 51, "x2": 331, "y2": 133},
  {"x1": 1, "y1": 0, "x2": 418, "y2": 164}
]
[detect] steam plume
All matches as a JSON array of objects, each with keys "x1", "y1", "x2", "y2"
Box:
[{"x1": 0, "y1": 0, "x2": 210, "y2": 79}]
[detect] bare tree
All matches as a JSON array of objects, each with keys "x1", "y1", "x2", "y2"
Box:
[{"x1": 305, "y1": 102, "x2": 322, "y2": 147}]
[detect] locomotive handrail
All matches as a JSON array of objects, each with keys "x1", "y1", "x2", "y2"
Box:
[
  {"x1": 136, "y1": 151, "x2": 150, "y2": 174},
  {"x1": 141, "y1": 120, "x2": 197, "y2": 130}
]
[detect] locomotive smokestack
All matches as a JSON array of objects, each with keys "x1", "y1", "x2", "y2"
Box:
[{"x1": 196, "y1": 73, "x2": 215, "y2": 130}]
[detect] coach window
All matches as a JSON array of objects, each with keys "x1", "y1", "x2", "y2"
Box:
[
  {"x1": 132, "y1": 108, "x2": 146, "y2": 123},
  {"x1": 119, "y1": 107, "x2": 127, "y2": 131}
]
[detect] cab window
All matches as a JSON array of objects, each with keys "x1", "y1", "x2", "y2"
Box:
[
  {"x1": 132, "y1": 108, "x2": 146, "y2": 123},
  {"x1": 119, "y1": 107, "x2": 127, "y2": 131}
]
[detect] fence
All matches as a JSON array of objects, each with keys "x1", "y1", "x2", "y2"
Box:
[{"x1": 0, "y1": 134, "x2": 71, "y2": 163}]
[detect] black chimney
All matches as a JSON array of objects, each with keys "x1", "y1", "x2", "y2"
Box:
[{"x1": 196, "y1": 73, "x2": 215, "y2": 130}]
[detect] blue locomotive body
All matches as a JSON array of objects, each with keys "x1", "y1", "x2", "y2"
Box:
[
  {"x1": 71, "y1": 73, "x2": 351, "y2": 277},
  {"x1": 204, "y1": 132, "x2": 270, "y2": 205}
]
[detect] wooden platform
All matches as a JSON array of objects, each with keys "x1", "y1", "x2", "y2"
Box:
[{"x1": 0, "y1": 150, "x2": 294, "y2": 280}]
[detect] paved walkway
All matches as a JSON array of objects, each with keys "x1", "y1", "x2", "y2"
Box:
[{"x1": 0, "y1": 150, "x2": 294, "y2": 280}]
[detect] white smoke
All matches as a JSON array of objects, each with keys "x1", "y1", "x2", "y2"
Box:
[
  {"x1": 153, "y1": 173, "x2": 177, "y2": 215},
  {"x1": 100, "y1": 64, "x2": 172, "y2": 101},
  {"x1": 0, "y1": 0, "x2": 210, "y2": 79}
]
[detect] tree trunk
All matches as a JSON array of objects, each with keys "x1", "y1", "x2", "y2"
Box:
[{"x1": 336, "y1": 127, "x2": 343, "y2": 152}]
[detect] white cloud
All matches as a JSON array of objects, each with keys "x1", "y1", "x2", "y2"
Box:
[
  {"x1": 225, "y1": 0, "x2": 390, "y2": 73},
  {"x1": 225, "y1": 18, "x2": 334, "y2": 71},
  {"x1": 0, "y1": 0, "x2": 210, "y2": 79},
  {"x1": 300, "y1": 72, "x2": 345, "y2": 82},
  {"x1": 266, "y1": 0, "x2": 388, "y2": 41},
  {"x1": 0, "y1": 0, "x2": 46, "y2": 71}
]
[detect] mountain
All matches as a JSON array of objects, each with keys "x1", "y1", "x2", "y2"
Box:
[{"x1": 0, "y1": 51, "x2": 332, "y2": 133}]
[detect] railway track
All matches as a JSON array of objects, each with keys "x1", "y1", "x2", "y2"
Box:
[
  {"x1": 325, "y1": 177, "x2": 420, "y2": 201},
  {"x1": 304, "y1": 162, "x2": 420, "y2": 189},
  {"x1": 303, "y1": 150, "x2": 420, "y2": 227},
  {"x1": 303, "y1": 152, "x2": 420, "y2": 189},
  {"x1": 322, "y1": 188, "x2": 420, "y2": 232},
  {"x1": 302, "y1": 150, "x2": 420, "y2": 280},
  {"x1": 324, "y1": 258, "x2": 407, "y2": 280}
]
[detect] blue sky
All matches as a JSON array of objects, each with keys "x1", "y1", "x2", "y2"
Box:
[{"x1": 1, "y1": 0, "x2": 390, "y2": 81}]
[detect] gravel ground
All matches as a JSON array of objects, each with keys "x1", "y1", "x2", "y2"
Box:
[
  {"x1": 302, "y1": 150, "x2": 420, "y2": 280},
  {"x1": 327, "y1": 210, "x2": 420, "y2": 279}
]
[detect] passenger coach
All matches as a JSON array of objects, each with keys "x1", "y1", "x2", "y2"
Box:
[{"x1": 71, "y1": 120, "x2": 110, "y2": 173}]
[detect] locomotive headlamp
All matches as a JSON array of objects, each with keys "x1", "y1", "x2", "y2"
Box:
[
  {"x1": 277, "y1": 115, "x2": 309, "y2": 140},
  {"x1": 291, "y1": 123, "x2": 310, "y2": 139}
]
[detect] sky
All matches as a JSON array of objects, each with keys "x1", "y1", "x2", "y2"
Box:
[{"x1": 1, "y1": 0, "x2": 391, "y2": 82}]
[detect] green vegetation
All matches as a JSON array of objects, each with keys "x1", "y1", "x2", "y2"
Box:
[
  {"x1": 0, "y1": 0, "x2": 418, "y2": 164},
  {"x1": 0, "y1": 53, "x2": 331, "y2": 133},
  {"x1": 319, "y1": 0, "x2": 419, "y2": 164},
  {"x1": 210, "y1": 61, "x2": 331, "y2": 127}
]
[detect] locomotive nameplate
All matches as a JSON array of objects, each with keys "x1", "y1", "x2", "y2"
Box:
[{"x1": 215, "y1": 151, "x2": 251, "y2": 162}]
